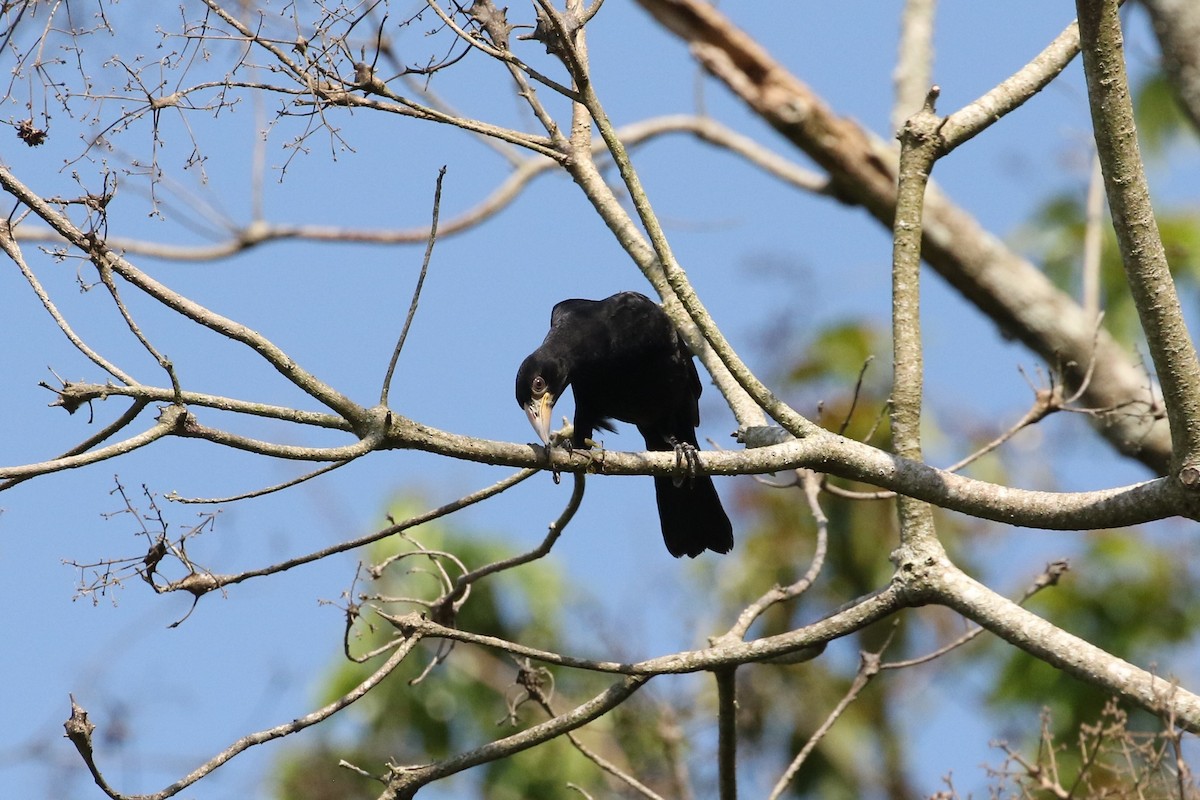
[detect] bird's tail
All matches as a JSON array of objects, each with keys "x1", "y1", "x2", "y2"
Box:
[{"x1": 653, "y1": 474, "x2": 734, "y2": 558}]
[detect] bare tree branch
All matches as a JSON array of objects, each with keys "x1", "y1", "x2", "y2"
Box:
[
  {"x1": 0, "y1": 163, "x2": 370, "y2": 425},
  {"x1": 0, "y1": 222, "x2": 135, "y2": 384},
  {"x1": 890, "y1": 87, "x2": 941, "y2": 549},
  {"x1": 892, "y1": 0, "x2": 937, "y2": 135},
  {"x1": 378, "y1": 674, "x2": 651, "y2": 800},
  {"x1": 381, "y1": 165, "x2": 446, "y2": 406},
  {"x1": 67, "y1": 631, "x2": 421, "y2": 800},
  {"x1": 1076, "y1": 0, "x2": 1200, "y2": 473},
  {"x1": 4, "y1": 4, "x2": 1199, "y2": 797},
  {"x1": 635, "y1": 0, "x2": 1172, "y2": 472},
  {"x1": 925, "y1": 559, "x2": 1200, "y2": 732}
]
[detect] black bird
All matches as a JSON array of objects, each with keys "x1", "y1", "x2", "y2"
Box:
[{"x1": 515, "y1": 291, "x2": 734, "y2": 558}]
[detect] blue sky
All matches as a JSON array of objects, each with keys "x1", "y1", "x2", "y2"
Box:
[{"x1": 1, "y1": 2, "x2": 1197, "y2": 798}]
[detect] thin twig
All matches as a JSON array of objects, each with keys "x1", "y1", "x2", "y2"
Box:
[
  {"x1": 13, "y1": 116, "x2": 823, "y2": 260},
  {"x1": 381, "y1": 675, "x2": 651, "y2": 798},
  {"x1": 52, "y1": 382, "x2": 352, "y2": 430},
  {"x1": 0, "y1": 223, "x2": 135, "y2": 384},
  {"x1": 837, "y1": 356, "x2": 876, "y2": 437},
  {"x1": 422, "y1": 0, "x2": 581, "y2": 103},
  {"x1": 722, "y1": 469, "x2": 828, "y2": 641},
  {"x1": 156, "y1": 468, "x2": 537, "y2": 596},
  {"x1": 0, "y1": 398, "x2": 149, "y2": 492},
  {"x1": 0, "y1": 406, "x2": 185, "y2": 481},
  {"x1": 66, "y1": 630, "x2": 421, "y2": 800},
  {"x1": 767, "y1": 641, "x2": 892, "y2": 800},
  {"x1": 0, "y1": 161, "x2": 369, "y2": 425},
  {"x1": 525, "y1": 671, "x2": 665, "y2": 800},
  {"x1": 167, "y1": 460, "x2": 354, "y2": 504},
  {"x1": 94, "y1": 255, "x2": 181, "y2": 399},
  {"x1": 437, "y1": 472, "x2": 585, "y2": 616},
  {"x1": 820, "y1": 481, "x2": 894, "y2": 501},
  {"x1": 381, "y1": 165, "x2": 446, "y2": 406}
]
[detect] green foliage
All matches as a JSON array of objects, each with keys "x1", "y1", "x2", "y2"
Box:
[
  {"x1": 1017, "y1": 69, "x2": 1200, "y2": 349},
  {"x1": 989, "y1": 531, "x2": 1200, "y2": 734},
  {"x1": 787, "y1": 320, "x2": 884, "y2": 387},
  {"x1": 1020, "y1": 191, "x2": 1200, "y2": 346},
  {"x1": 1136, "y1": 72, "x2": 1197, "y2": 156}
]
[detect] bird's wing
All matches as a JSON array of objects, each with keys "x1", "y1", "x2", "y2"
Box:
[{"x1": 683, "y1": 343, "x2": 702, "y2": 426}]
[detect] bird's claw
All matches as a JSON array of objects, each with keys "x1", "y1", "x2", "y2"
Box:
[
  {"x1": 543, "y1": 418, "x2": 575, "y2": 484},
  {"x1": 546, "y1": 429, "x2": 604, "y2": 484},
  {"x1": 669, "y1": 437, "x2": 700, "y2": 488},
  {"x1": 568, "y1": 437, "x2": 605, "y2": 472},
  {"x1": 546, "y1": 417, "x2": 574, "y2": 448}
]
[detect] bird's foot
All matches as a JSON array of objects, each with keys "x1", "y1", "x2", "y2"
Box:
[
  {"x1": 542, "y1": 418, "x2": 574, "y2": 484},
  {"x1": 668, "y1": 437, "x2": 700, "y2": 488},
  {"x1": 568, "y1": 436, "x2": 605, "y2": 471},
  {"x1": 546, "y1": 417, "x2": 575, "y2": 448},
  {"x1": 546, "y1": 426, "x2": 604, "y2": 484}
]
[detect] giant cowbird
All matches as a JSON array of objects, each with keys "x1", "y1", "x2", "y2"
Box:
[{"x1": 515, "y1": 291, "x2": 734, "y2": 558}]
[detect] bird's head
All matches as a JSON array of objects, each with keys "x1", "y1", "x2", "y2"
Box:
[{"x1": 515, "y1": 352, "x2": 568, "y2": 445}]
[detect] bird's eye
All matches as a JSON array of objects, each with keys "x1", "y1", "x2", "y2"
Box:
[{"x1": 531, "y1": 376, "x2": 547, "y2": 396}]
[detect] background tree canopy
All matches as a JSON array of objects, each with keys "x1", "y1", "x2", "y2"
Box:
[{"x1": 2, "y1": 1, "x2": 1200, "y2": 799}]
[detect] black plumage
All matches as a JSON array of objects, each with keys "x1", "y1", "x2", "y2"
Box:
[{"x1": 515, "y1": 291, "x2": 734, "y2": 558}]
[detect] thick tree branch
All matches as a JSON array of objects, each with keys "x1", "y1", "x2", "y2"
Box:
[
  {"x1": 387, "y1": 415, "x2": 1200, "y2": 528},
  {"x1": 911, "y1": 556, "x2": 1200, "y2": 733},
  {"x1": 1076, "y1": 0, "x2": 1200, "y2": 475},
  {"x1": 389, "y1": 580, "x2": 906, "y2": 675},
  {"x1": 5, "y1": 380, "x2": 1196, "y2": 528},
  {"x1": 635, "y1": 0, "x2": 1171, "y2": 473},
  {"x1": 891, "y1": 88, "x2": 942, "y2": 548}
]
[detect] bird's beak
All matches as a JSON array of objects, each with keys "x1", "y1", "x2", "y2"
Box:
[{"x1": 524, "y1": 392, "x2": 556, "y2": 445}]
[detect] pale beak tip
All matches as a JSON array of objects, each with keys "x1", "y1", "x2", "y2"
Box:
[{"x1": 525, "y1": 394, "x2": 555, "y2": 445}]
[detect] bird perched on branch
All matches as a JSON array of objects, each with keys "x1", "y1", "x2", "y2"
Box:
[{"x1": 515, "y1": 291, "x2": 734, "y2": 558}]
